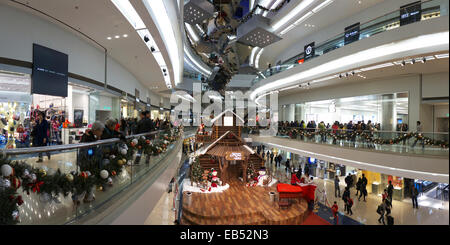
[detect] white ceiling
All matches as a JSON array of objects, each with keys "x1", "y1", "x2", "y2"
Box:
[
  {"x1": 280, "y1": 52, "x2": 449, "y2": 96},
  {"x1": 259, "y1": 0, "x2": 386, "y2": 67},
  {"x1": 5, "y1": 0, "x2": 168, "y2": 94}
]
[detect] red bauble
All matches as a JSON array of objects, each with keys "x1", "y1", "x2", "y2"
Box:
[
  {"x1": 80, "y1": 172, "x2": 88, "y2": 178},
  {"x1": 111, "y1": 171, "x2": 116, "y2": 176},
  {"x1": 146, "y1": 140, "x2": 150, "y2": 144},
  {"x1": 11, "y1": 176, "x2": 21, "y2": 189},
  {"x1": 210, "y1": 159, "x2": 215, "y2": 164}
]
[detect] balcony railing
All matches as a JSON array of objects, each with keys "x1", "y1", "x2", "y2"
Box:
[
  {"x1": 251, "y1": 0, "x2": 445, "y2": 86},
  {"x1": 245, "y1": 127, "x2": 449, "y2": 157},
  {"x1": 1, "y1": 128, "x2": 182, "y2": 225}
]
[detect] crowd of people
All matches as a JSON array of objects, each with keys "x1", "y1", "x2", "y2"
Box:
[
  {"x1": 27, "y1": 109, "x2": 170, "y2": 162},
  {"x1": 278, "y1": 119, "x2": 382, "y2": 132},
  {"x1": 253, "y1": 144, "x2": 425, "y2": 225}
]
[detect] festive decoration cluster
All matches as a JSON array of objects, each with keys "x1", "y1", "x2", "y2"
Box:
[
  {"x1": 276, "y1": 128, "x2": 449, "y2": 148},
  {"x1": 0, "y1": 128, "x2": 180, "y2": 225}
]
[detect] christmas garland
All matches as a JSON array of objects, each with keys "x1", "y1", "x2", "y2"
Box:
[
  {"x1": 276, "y1": 128, "x2": 449, "y2": 148},
  {"x1": 0, "y1": 127, "x2": 181, "y2": 225}
]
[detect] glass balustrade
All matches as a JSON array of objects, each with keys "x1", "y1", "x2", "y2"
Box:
[
  {"x1": 251, "y1": 0, "x2": 445, "y2": 86},
  {"x1": 245, "y1": 127, "x2": 449, "y2": 157},
  {"x1": 1, "y1": 128, "x2": 182, "y2": 225}
]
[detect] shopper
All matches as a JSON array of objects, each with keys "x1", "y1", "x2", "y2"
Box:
[
  {"x1": 345, "y1": 173, "x2": 353, "y2": 188},
  {"x1": 32, "y1": 111, "x2": 51, "y2": 162},
  {"x1": 387, "y1": 180, "x2": 394, "y2": 203},
  {"x1": 358, "y1": 174, "x2": 368, "y2": 202},
  {"x1": 334, "y1": 175, "x2": 341, "y2": 198},
  {"x1": 377, "y1": 201, "x2": 386, "y2": 225},
  {"x1": 346, "y1": 196, "x2": 353, "y2": 215},
  {"x1": 291, "y1": 171, "x2": 301, "y2": 186},
  {"x1": 412, "y1": 186, "x2": 419, "y2": 209},
  {"x1": 102, "y1": 118, "x2": 125, "y2": 140},
  {"x1": 270, "y1": 151, "x2": 274, "y2": 165},
  {"x1": 80, "y1": 121, "x2": 104, "y2": 143},
  {"x1": 285, "y1": 159, "x2": 291, "y2": 173},
  {"x1": 355, "y1": 177, "x2": 362, "y2": 196},
  {"x1": 342, "y1": 186, "x2": 350, "y2": 213},
  {"x1": 411, "y1": 121, "x2": 424, "y2": 148}
]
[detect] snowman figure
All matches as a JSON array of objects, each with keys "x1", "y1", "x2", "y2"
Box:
[
  {"x1": 256, "y1": 167, "x2": 269, "y2": 186},
  {"x1": 210, "y1": 170, "x2": 221, "y2": 187}
]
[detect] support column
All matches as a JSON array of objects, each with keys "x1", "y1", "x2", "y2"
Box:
[
  {"x1": 381, "y1": 94, "x2": 397, "y2": 131},
  {"x1": 287, "y1": 104, "x2": 295, "y2": 122},
  {"x1": 295, "y1": 104, "x2": 302, "y2": 122}
]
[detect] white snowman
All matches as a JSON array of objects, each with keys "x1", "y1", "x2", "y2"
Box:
[{"x1": 256, "y1": 168, "x2": 268, "y2": 186}]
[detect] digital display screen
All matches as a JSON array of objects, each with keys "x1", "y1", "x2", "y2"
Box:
[
  {"x1": 32, "y1": 44, "x2": 68, "y2": 97},
  {"x1": 344, "y1": 22, "x2": 360, "y2": 45},
  {"x1": 400, "y1": 1, "x2": 421, "y2": 26},
  {"x1": 304, "y1": 42, "x2": 315, "y2": 61}
]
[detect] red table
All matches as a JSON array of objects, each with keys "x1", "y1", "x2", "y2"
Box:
[{"x1": 277, "y1": 183, "x2": 303, "y2": 203}]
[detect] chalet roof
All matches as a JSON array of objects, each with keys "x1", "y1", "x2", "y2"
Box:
[
  {"x1": 199, "y1": 131, "x2": 263, "y2": 160},
  {"x1": 210, "y1": 109, "x2": 245, "y2": 124}
]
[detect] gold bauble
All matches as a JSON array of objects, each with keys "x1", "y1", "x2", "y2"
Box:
[
  {"x1": 66, "y1": 173, "x2": 74, "y2": 182},
  {"x1": 117, "y1": 160, "x2": 124, "y2": 165},
  {"x1": 39, "y1": 169, "x2": 47, "y2": 177}
]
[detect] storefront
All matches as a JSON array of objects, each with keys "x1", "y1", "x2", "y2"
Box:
[
  {"x1": 0, "y1": 69, "x2": 123, "y2": 147},
  {"x1": 282, "y1": 92, "x2": 409, "y2": 131}
]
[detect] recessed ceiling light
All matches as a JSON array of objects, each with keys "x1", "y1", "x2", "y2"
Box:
[
  {"x1": 123, "y1": 34, "x2": 128, "y2": 37},
  {"x1": 115, "y1": 35, "x2": 120, "y2": 39},
  {"x1": 107, "y1": 37, "x2": 112, "y2": 40},
  {"x1": 358, "y1": 1, "x2": 362, "y2": 4}
]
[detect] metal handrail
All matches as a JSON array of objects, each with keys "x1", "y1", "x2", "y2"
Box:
[
  {"x1": 1, "y1": 130, "x2": 164, "y2": 156},
  {"x1": 252, "y1": 0, "x2": 442, "y2": 83},
  {"x1": 247, "y1": 126, "x2": 450, "y2": 135}
]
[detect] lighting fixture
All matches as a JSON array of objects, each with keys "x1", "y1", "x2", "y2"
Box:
[
  {"x1": 272, "y1": 0, "x2": 316, "y2": 31},
  {"x1": 150, "y1": 46, "x2": 155, "y2": 52},
  {"x1": 143, "y1": 35, "x2": 150, "y2": 42},
  {"x1": 237, "y1": 15, "x2": 282, "y2": 48},
  {"x1": 250, "y1": 31, "x2": 449, "y2": 100},
  {"x1": 183, "y1": 0, "x2": 214, "y2": 25},
  {"x1": 123, "y1": 34, "x2": 128, "y2": 37},
  {"x1": 411, "y1": 59, "x2": 416, "y2": 64},
  {"x1": 435, "y1": 53, "x2": 449, "y2": 59},
  {"x1": 360, "y1": 62, "x2": 394, "y2": 71},
  {"x1": 107, "y1": 37, "x2": 112, "y2": 40},
  {"x1": 339, "y1": 74, "x2": 342, "y2": 79},
  {"x1": 144, "y1": 0, "x2": 182, "y2": 85},
  {"x1": 421, "y1": 57, "x2": 426, "y2": 63},
  {"x1": 351, "y1": 71, "x2": 355, "y2": 76},
  {"x1": 401, "y1": 60, "x2": 406, "y2": 66},
  {"x1": 115, "y1": 35, "x2": 120, "y2": 39}
]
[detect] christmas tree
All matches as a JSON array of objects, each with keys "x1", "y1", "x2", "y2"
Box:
[{"x1": 190, "y1": 158, "x2": 203, "y2": 186}]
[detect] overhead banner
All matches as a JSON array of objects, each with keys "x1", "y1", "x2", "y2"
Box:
[
  {"x1": 304, "y1": 42, "x2": 315, "y2": 61},
  {"x1": 400, "y1": 1, "x2": 421, "y2": 26},
  {"x1": 32, "y1": 44, "x2": 68, "y2": 97},
  {"x1": 344, "y1": 22, "x2": 360, "y2": 45}
]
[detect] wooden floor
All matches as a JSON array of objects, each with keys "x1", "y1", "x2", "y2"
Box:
[{"x1": 181, "y1": 179, "x2": 309, "y2": 225}]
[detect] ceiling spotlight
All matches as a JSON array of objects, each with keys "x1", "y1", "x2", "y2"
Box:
[
  {"x1": 339, "y1": 74, "x2": 342, "y2": 79},
  {"x1": 422, "y1": 57, "x2": 426, "y2": 63},
  {"x1": 307, "y1": 82, "x2": 310, "y2": 86},
  {"x1": 123, "y1": 34, "x2": 128, "y2": 38},
  {"x1": 411, "y1": 59, "x2": 416, "y2": 64},
  {"x1": 150, "y1": 46, "x2": 155, "y2": 52},
  {"x1": 115, "y1": 35, "x2": 120, "y2": 39},
  {"x1": 144, "y1": 35, "x2": 150, "y2": 43},
  {"x1": 351, "y1": 71, "x2": 355, "y2": 76},
  {"x1": 107, "y1": 37, "x2": 112, "y2": 40},
  {"x1": 163, "y1": 68, "x2": 167, "y2": 73},
  {"x1": 345, "y1": 73, "x2": 348, "y2": 77},
  {"x1": 401, "y1": 61, "x2": 406, "y2": 66}
]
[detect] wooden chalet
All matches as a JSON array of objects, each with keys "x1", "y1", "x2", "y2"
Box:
[{"x1": 196, "y1": 130, "x2": 264, "y2": 184}]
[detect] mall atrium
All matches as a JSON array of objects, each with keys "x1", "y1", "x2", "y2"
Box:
[{"x1": 0, "y1": 0, "x2": 448, "y2": 228}]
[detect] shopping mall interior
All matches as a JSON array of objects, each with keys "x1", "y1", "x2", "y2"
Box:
[{"x1": 0, "y1": 0, "x2": 448, "y2": 229}]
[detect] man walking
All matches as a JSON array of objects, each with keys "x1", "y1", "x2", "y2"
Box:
[
  {"x1": 358, "y1": 174, "x2": 368, "y2": 202},
  {"x1": 412, "y1": 186, "x2": 419, "y2": 209},
  {"x1": 342, "y1": 186, "x2": 350, "y2": 213},
  {"x1": 387, "y1": 180, "x2": 394, "y2": 207},
  {"x1": 334, "y1": 175, "x2": 341, "y2": 198}
]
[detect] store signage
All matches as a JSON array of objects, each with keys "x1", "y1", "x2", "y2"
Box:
[
  {"x1": 400, "y1": 1, "x2": 421, "y2": 26},
  {"x1": 225, "y1": 152, "x2": 243, "y2": 161},
  {"x1": 32, "y1": 44, "x2": 68, "y2": 97},
  {"x1": 304, "y1": 42, "x2": 315, "y2": 61},
  {"x1": 344, "y1": 22, "x2": 360, "y2": 45},
  {"x1": 103, "y1": 106, "x2": 111, "y2": 110}
]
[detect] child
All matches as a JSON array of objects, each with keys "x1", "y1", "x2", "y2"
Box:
[{"x1": 331, "y1": 201, "x2": 339, "y2": 225}]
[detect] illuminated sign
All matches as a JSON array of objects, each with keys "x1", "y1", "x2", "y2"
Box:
[
  {"x1": 344, "y1": 22, "x2": 360, "y2": 45},
  {"x1": 226, "y1": 152, "x2": 243, "y2": 161},
  {"x1": 304, "y1": 42, "x2": 315, "y2": 61},
  {"x1": 400, "y1": 1, "x2": 421, "y2": 26}
]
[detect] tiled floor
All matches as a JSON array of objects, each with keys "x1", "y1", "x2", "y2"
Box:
[{"x1": 145, "y1": 191, "x2": 176, "y2": 225}]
